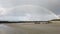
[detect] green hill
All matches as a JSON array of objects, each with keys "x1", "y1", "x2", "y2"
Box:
[{"x1": 50, "y1": 19, "x2": 60, "y2": 21}]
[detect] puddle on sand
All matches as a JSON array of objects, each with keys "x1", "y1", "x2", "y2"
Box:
[{"x1": 0, "y1": 24, "x2": 26, "y2": 34}]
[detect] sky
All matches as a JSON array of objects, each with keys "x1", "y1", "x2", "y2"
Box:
[
  {"x1": 0, "y1": 0, "x2": 59, "y2": 15},
  {"x1": 0, "y1": 0, "x2": 60, "y2": 21}
]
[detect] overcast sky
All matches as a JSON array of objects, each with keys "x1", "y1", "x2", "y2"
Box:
[
  {"x1": 0, "y1": 0, "x2": 60, "y2": 21},
  {"x1": 0, "y1": 0, "x2": 60, "y2": 15}
]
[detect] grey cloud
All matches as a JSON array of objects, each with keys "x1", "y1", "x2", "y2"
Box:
[{"x1": 0, "y1": 0, "x2": 59, "y2": 21}]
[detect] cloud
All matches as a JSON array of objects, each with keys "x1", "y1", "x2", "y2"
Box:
[
  {"x1": 0, "y1": 5, "x2": 58, "y2": 21},
  {"x1": 0, "y1": 0, "x2": 59, "y2": 21}
]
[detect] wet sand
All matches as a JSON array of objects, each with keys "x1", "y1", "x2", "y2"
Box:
[{"x1": 5, "y1": 23, "x2": 60, "y2": 34}]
